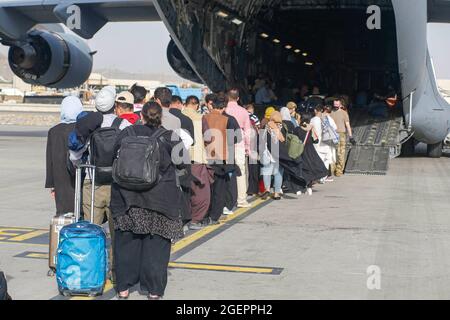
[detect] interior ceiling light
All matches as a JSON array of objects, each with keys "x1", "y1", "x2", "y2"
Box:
[
  {"x1": 294, "y1": 49, "x2": 301, "y2": 53},
  {"x1": 260, "y1": 33, "x2": 269, "y2": 38},
  {"x1": 273, "y1": 38, "x2": 281, "y2": 44},
  {"x1": 232, "y1": 18, "x2": 243, "y2": 25},
  {"x1": 305, "y1": 62, "x2": 314, "y2": 66},
  {"x1": 303, "y1": 52, "x2": 308, "y2": 57},
  {"x1": 216, "y1": 10, "x2": 229, "y2": 18},
  {"x1": 285, "y1": 45, "x2": 292, "y2": 49}
]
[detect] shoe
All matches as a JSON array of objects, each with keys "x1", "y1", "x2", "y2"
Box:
[
  {"x1": 273, "y1": 194, "x2": 282, "y2": 200},
  {"x1": 148, "y1": 294, "x2": 162, "y2": 300},
  {"x1": 189, "y1": 222, "x2": 203, "y2": 230},
  {"x1": 237, "y1": 202, "x2": 251, "y2": 208},
  {"x1": 223, "y1": 207, "x2": 234, "y2": 215},
  {"x1": 319, "y1": 178, "x2": 325, "y2": 184},
  {"x1": 296, "y1": 191, "x2": 303, "y2": 196},
  {"x1": 325, "y1": 176, "x2": 334, "y2": 182},
  {"x1": 117, "y1": 290, "x2": 129, "y2": 300},
  {"x1": 306, "y1": 188, "x2": 313, "y2": 196},
  {"x1": 209, "y1": 219, "x2": 220, "y2": 225},
  {"x1": 261, "y1": 191, "x2": 270, "y2": 200}
]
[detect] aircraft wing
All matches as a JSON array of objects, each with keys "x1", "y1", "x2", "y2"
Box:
[
  {"x1": 428, "y1": 0, "x2": 450, "y2": 23},
  {"x1": 0, "y1": 0, "x2": 160, "y2": 40}
]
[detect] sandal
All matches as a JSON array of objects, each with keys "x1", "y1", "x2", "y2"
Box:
[
  {"x1": 148, "y1": 294, "x2": 162, "y2": 300},
  {"x1": 273, "y1": 193, "x2": 282, "y2": 200}
]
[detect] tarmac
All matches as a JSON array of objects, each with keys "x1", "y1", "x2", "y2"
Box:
[{"x1": 1, "y1": 125, "x2": 450, "y2": 300}]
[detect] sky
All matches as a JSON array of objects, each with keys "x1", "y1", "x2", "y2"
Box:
[{"x1": 1, "y1": 21, "x2": 450, "y2": 79}]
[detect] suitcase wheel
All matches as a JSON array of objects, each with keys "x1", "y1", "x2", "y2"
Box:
[{"x1": 59, "y1": 289, "x2": 71, "y2": 297}]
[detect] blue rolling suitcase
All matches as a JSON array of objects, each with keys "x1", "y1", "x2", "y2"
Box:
[{"x1": 56, "y1": 165, "x2": 108, "y2": 297}]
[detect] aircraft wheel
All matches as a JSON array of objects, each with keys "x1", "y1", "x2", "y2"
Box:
[
  {"x1": 401, "y1": 138, "x2": 415, "y2": 157},
  {"x1": 427, "y1": 141, "x2": 443, "y2": 158}
]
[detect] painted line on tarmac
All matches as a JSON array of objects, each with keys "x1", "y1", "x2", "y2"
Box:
[
  {"x1": 14, "y1": 252, "x2": 283, "y2": 275},
  {"x1": 168, "y1": 261, "x2": 283, "y2": 275},
  {"x1": 0, "y1": 227, "x2": 49, "y2": 246},
  {"x1": 171, "y1": 197, "x2": 272, "y2": 261},
  {"x1": 16, "y1": 197, "x2": 273, "y2": 300}
]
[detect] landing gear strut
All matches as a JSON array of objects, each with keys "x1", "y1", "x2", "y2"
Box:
[{"x1": 427, "y1": 141, "x2": 443, "y2": 158}]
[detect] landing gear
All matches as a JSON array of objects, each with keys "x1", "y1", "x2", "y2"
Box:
[
  {"x1": 427, "y1": 141, "x2": 443, "y2": 158},
  {"x1": 401, "y1": 138, "x2": 415, "y2": 157}
]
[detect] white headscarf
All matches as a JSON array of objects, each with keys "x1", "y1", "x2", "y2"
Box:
[
  {"x1": 280, "y1": 107, "x2": 291, "y2": 122},
  {"x1": 60, "y1": 96, "x2": 83, "y2": 124}
]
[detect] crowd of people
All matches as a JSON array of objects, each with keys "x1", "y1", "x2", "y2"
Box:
[{"x1": 45, "y1": 84, "x2": 355, "y2": 300}]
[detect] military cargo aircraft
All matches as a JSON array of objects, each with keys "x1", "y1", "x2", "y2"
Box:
[{"x1": 0, "y1": 0, "x2": 449, "y2": 165}]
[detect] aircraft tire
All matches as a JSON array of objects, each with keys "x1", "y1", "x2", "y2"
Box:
[
  {"x1": 401, "y1": 138, "x2": 415, "y2": 157},
  {"x1": 427, "y1": 141, "x2": 443, "y2": 158}
]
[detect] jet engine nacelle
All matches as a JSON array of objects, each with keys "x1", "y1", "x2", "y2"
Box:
[
  {"x1": 167, "y1": 40, "x2": 202, "y2": 84},
  {"x1": 8, "y1": 30, "x2": 93, "y2": 88}
]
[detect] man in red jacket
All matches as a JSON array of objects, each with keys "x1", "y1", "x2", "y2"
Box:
[{"x1": 115, "y1": 91, "x2": 140, "y2": 124}]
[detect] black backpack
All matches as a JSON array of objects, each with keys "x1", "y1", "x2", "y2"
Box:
[
  {"x1": 112, "y1": 126, "x2": 167, "y2": 191},
  {"x1": 90, "y1": 117, "x2": 124, "y2": 185},
  {"x1": 0, "y1": 271, "x2": 11, "y2": 300}
]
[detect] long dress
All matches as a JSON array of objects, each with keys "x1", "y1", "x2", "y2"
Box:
[
  {"x1": 45, "y1": 123, "x2": 76, "y2": 214},
  {"x1": 295, "y1": 127, "x2": 328, "y2": 185},
  {"x1": 281, "y1": 121, "x2": 306, "y2": 193}
]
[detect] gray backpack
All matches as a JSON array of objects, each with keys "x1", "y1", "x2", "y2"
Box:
[{"x1": 112, "y1": 126, "x2": 166, "y2": 191}]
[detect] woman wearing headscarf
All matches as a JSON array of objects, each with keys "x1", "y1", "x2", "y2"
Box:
[
  {"x1": 280, "y1": 107, "x2": 306, "y2": 195},
  {"x1": 294, "y1": 113, "x2": 329, "y2": 195},
  {"x1": 260, "y1": 106, "x2": 276, "y2": 129},
  {"x1": 45, "y1": 96, "x2": 83, "y2": 215},
  {"x1": 260, "y1": 111, "x2": 287, "y2": 200},
  {"x1": 111, "y1": 102, "x2": 186, "y2": 300}
]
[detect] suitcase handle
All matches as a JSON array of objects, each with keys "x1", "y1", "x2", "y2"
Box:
[{"x1": 74, "y1": 164, "x2": 96, "y2": 224}]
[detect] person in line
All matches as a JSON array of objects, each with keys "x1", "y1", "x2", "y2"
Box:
[
  {"x1": 46, "y1": 96, "x2": 83, "y2": 215},
  {"x1": 225, "y1": 89, "x2": 252, "y2": 208},
  {"x1": 170, "y1": 95, "x2": 195, "y2": 141},
  {"x1": 203, "y1": 95, "x2": 239, "y2": 224},
  {"x1": 222, "y1": 96, "x2": 243, "y2": 215},
  {"x1": 279, "y1": 107, "x2": 306, "y2": 196},
  {"x1": 261, "y1": 106, "x2": 276, "y2": 129},
  {"x1": 111, "y1": 102, "x2": 186, "y2": 300},
  {"x1": 115, "y1": 91, "x2": 140, "y2": 125},
  {"x1": 201, "y1": 93, "x2": 215, "y2": 114},
  {"x1": 260, "y1": 111, "x2": 285, "y2": 200},
  {"x1": 245, "y1": 104, "x2": 261, "y2": 197},
  {"x1": 311, "y1": 104, "x2": 334, "y2": 182},
  {"x1": 182, "y1": 95, "x2": 213, "y2": 230},
  {"x1": 295, "y1": 113, "x2": 329, "y2": 195},
  {"x1": 286, "y1": 101, "x2": 301, "y2": 127},
  {"x1": 331, "y1": 98, "x2": 356, "y2": 177},
  {"x1": 154, "y1": 87, "x2": 193, "y2": 149},
  {"x1": 323, "y1": 105, "x2": 338, "y2": 178},
  {"x1": 82, "y1": 86, "x2": 132, "y2": 282},
  {"x1": 129, "y1": 83, "x2": 147, "y2": 114}
]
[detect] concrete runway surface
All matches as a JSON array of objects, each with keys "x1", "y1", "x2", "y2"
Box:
[{"x1": 1, "y1": 125, "x2": 450, "y2": 300}]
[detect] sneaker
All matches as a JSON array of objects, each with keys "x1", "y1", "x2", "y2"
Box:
[
  {"x1": 319, "y1": 178, "x2": 325, "y2": 184},
  {"x1": 306, "y1": 188, "x2": 313, "y2": 196},
  {"x1": 325, "y1": 176, "x2": 334, "y2": 182},
  {"x1": 223, "y1": 207, "x2": 234, "y2": 215},
  {"x1": 296, "y1": 191, "x2": 303, "y2": 196},
  {"x1": 189, "y1": 222, "x2": 203, "y2": 230},
  {"x1": 237, "y1": 202, "x2": 251, "y2": 208}
]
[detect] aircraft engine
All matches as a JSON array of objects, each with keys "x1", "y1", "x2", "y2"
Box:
[
  {"x1": 167, "y1": 40, "x2": 202, "y2": 84},
  {"x1": 8, "y1": 30, "x2": 93, "y2": 88}
]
